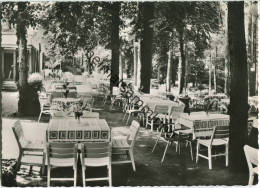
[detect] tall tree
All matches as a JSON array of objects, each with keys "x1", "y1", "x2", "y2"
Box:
[
  {"x1": 139, "y1": 2, "x2": 154, "y2": 93},
  {"x1": 222, "y1": 2, "x2": 230, "y2": 95},
  {"x1": 228, "y1": 1, "x2": 248, "y2": 170},
  {"x1": 16, "y1": 2, "x2": 31, "y2": 115},
  {"x1": 2, "y1": 2, "x2": 42, "y2": 115},
  {"x1": 41, "y1": 3, "x2": 95, "y2": 61},
  {"x1": 17, "y1": 2, "x2": 28, "y2": 88},
  {"x1": 110, "y1": 2, "x2": 120, "y2": 92},
  {"x1": 158, "y1": 2, "x2": 221, "y2": 94},
  {"x1": 247, "y1": 1, "x2": 258, "y2": 96}
]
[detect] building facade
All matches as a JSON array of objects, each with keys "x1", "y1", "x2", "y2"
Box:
[{"x1": 1, "y1": 32, "x2": 41, "y2": 81}]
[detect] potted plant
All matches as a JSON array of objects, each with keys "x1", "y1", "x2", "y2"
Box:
[{"x1": 25, "y1": 73, "x2": 43, "y2": 116}]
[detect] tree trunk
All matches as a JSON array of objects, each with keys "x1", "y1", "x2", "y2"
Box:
[
  {"x1": 166, "y1": 50, "x2": 172, "y2": 92},
  {"x1": 254, "y1": 13, "x2": 258, "y2": 95},
  {"x1": 126, "y1": 50, "x2": 133, "y2": 79},
  {"x1": 109, "y1": 2, "x2": 120, "y2": 93},
  {"x1": 17, "y1": 5, "x2": 28, "y2": 87},
  {"x1": 171, "y1": 57, "x2": 178, "y2": 86},
  {"x1": 252, "y1": 9, "x2": 257, "y2": 96},
  {"x1": 248, "y1": 11, "x2": 253, "y2": 96},
  {"x1": 0, "y1": 3, "x2": 3, "y2": 179},
  {"x1": 17, "y1": 2, "x2": 29, "y2": 115},
  {"x1": 223, "y1": 3, "x2": 230, "y2": 96},
  {"x1": 224, "y1": 59, "x2": 228, "y2": 94},
  {"x1": 140, "y1": 2, "x2": 154, "y2": 93},
  {"x1": 136, "y1": 40, "x2": 141, "y2": 89},
  {"x1": 119, "y1": 52, "x2": 123, "y2": 81},
  {"x1": 214, "y1": 47, "x2": 217, "y2": 92},
  {"x1": 208, "y1": 53, "x2": 212, "y2": 95},
  {"x1": 213, "y1": 65, "x2": 217, "y2": 92},
  {"x1": 157, "y1": 64, "x2": 160, "y2": 82},
  {"x1": 17, "y1": 2, "x2": 41, "y2": 116},
  {"x1": 228, "y1": 1, "x2": 248, "y2": 171},
  {"x1": 133, "y1": 39, "x2": 138, "y2": 85},
  {"x1": 158, "y1": 36, "x2": 169, "y2": 84},
  {"x1": 178, "y1": 27, "x2": 185, "y2": 94},
  {"x1": 177, "y1": 56, "x2": 182, "y2": 93},
  {"x1": 0, "y1": 2, "x2": 2, "y2": 83}
]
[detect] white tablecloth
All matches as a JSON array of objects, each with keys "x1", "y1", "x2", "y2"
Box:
[
  {"x1": 140, "y1": 96, "x2": 180, "y2": 108},
  {"x1": 178, "y1": 112, "x2": 230, "y2": 129},
  {"x1": 178, "y1": 112, "x2": 229, "y2": 138}
]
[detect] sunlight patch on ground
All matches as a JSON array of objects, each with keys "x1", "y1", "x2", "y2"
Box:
[
  {"x1": 137, "y1": 144, "x2": 147, "y2": 148},
  {"x1": 16, "y1": 166, "x2": 43, "y2": 185},
  {"x1": 187, "y1": 167, "x2": 199, "y2": 170}
]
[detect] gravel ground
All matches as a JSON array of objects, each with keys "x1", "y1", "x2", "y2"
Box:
[
  {"x1": 2, "y1": 91, "x2": 19, "y2": 117},
  {"x1": 1, "y1": 90, "x2": 251, "y2": 186}
]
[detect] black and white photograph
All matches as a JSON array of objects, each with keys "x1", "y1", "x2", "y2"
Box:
[{"x1": 0, "y1": 0, "x2": 259, "y2": 186}]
